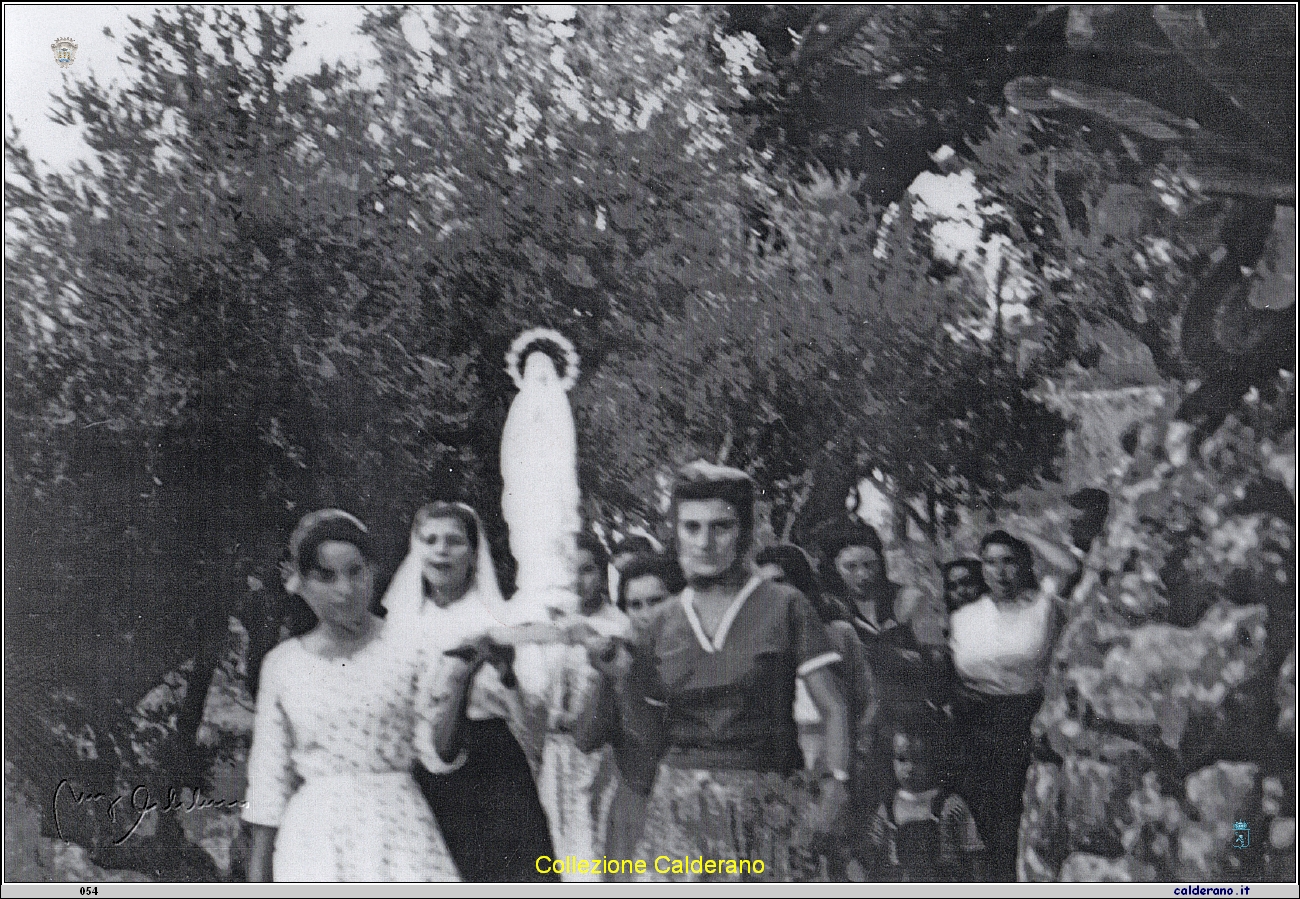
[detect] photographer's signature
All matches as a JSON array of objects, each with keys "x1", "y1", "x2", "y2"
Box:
[{"x1": 53, "y1": 779, "x2": 245, "y2": 845}]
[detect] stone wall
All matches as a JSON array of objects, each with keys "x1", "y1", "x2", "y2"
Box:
[{"x1": 1019, "y1": 398, "x2": 1296, "y2": 882}]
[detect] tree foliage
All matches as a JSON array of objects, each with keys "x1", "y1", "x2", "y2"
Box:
[{"x1": 5, "y1": 6, "x2": 1292, "y2": 871}]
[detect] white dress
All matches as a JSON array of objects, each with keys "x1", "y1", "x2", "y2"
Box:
[
  {"x1": 533, "y1": 602, "x2": 630, "y2": 880},
  {"x1": 241, "y1": 626, "x2": 459, "y2": 881}
]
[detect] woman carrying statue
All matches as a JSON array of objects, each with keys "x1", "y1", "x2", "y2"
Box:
[
  {"x1": 243, "y1": 509, "x2": 459, "y2": 881},
  {"x1": 382, "y1": 501, "x2": 559, "y2": 883},
  {"x1": 582, "y1": 461, "x2": 851, "y2": 880},
  {"x1": 534, "y1": 533, "x2": 632, "y2": 879}
]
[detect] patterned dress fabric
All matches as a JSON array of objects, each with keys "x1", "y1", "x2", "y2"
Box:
[
  {"x1": 534, "y1": 602, "x2": 630, "y2": 880},
  {"x1": 242, "y1": 628, "x2": 459, "y2": 881},
  {"x1": 636, "y1": 766, "x2": 828, "y2": 881}
]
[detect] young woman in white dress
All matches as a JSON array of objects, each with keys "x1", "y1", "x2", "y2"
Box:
[{"x1": 243, "y1": 509, "x2": 458, "y2": 882}]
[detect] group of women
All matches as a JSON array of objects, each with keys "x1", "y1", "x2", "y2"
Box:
[{"x1": 242, "y1": 462, "x2": 1073, "y2": 882}]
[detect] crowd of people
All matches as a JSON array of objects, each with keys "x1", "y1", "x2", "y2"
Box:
[{"x1": 241, "y1": 461, "x2": 1103, "y2": 882}]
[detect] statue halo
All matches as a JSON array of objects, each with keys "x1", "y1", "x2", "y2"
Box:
[{"x1": 505, "y1": 327, "x2": 580, "y2": 392}]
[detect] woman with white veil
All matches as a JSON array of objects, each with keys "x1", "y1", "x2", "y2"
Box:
[{"x1": 382, "y1": 501, "x2": 558, "y2": 882}]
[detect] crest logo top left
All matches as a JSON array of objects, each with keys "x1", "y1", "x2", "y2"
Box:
[{"x1": 52, "y1": 37, "x2": 78, "y2": 69}]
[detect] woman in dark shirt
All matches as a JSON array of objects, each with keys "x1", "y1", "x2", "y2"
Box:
[
  {"x1": 817, "y1": 519, "x2": 947, "y2": 814},
  {"x1": 587, "y1": 551, "x2": 679, "y2": 878},
  {"x1": 583, "y1": 461, "x2": 850, "y2": 880}
]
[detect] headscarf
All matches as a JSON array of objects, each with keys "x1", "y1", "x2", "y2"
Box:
[
  {"x1": 382, "y1": 501, "x2": 552, "y2": 771},
  {"x1": 380, "y1": 501, "x2": 513, "y2": 633}
]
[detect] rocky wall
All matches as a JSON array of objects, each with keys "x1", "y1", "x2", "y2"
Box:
[{"x1": 1019, "y1": 394, "x2": 1297, "y2": 882}]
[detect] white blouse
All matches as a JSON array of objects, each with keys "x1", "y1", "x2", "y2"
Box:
[
  {"x1": 400, "y1": 589, "x2": 541, "y2": 774},
  {"x1": 948, "y1": 588, "x2": 1055, "y2": 696}
]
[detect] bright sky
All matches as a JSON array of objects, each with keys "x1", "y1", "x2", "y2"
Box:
[{"x1": 3, "y1": 4, "x2": 377, "y2": 174}]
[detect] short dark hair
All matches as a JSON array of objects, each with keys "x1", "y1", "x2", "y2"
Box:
[
  {"x1": 575, "y1": 531, "x2": 610, "y2": 568},
  {"x1": 296, "y1": 517, "x2": 373, "y2": 577},
  {"x1": 814, "y1": 518, "x2": 890, "y2": 609},
  {"x1": 612, "y1": 534, "x2": 656, "y2": 563},
  {"x1": 888, "y1": 709, "x2": 956, "y2": 771},
  {"x1": 615, "y1": 552, "x2": 684, "y2": 610},
  {"x1": 816, "y1": 518, "x2": 886, "y2": 571},
  {"x1": 756, "y1": 543, "x2": 821, "y2": 599},
  {"x1": 670, "y1": 461, "x2": 755, "y2": 558},
  {"x1": 283, "y1": 509, "x2": 372, "y2": 637}
]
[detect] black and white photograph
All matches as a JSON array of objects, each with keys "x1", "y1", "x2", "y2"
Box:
[{"x1": 4, "y1": 4, "x2": 1297, "y2": 888}]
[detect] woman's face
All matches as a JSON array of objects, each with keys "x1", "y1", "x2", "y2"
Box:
[
  {"x1": 574, "y1": 548, "x2": 607, "y2": 612},
  {"x1": 624, "y1": 574, "x2": 670, "y2": 635},
  {"x1": 300, "y1": 540, "x2": 373, "y2": 636},
  {"x1": 981, "y1": 542, "x2": 1022, "y2": 602},
  {"x1": 835, "y1": 545, "x2": 883, "y2": 597},
  {"x1": 416, "y1": 515, "x2": 474, "y2": 605},
  {"x1": 945, "y1": 565, "x2": 983, "y2": 611},
  {"x1": 676, "y1": 498, "x2": 742, "y2": 581}
]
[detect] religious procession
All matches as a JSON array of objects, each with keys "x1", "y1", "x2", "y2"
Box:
[{"x1": 5, "y1": 5, "x2": 1294, "y2": 888}]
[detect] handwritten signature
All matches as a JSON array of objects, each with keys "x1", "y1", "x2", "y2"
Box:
[{"x1": 53, "y1": 779, "x2": 245, "y2": 846}]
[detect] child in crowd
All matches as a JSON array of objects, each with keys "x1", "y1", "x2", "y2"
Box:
[{"x1": 866, "y1": 714, "x2": 986, "y2": 882}]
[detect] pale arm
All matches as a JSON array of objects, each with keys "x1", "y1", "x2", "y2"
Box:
[
  {"x1": 803, "y1": 666, "x2": 851, "y2": 834},
  {"x1": 241, "y1": 649, "x2": 296, "y2": 876},
  {"x1": 803, "y1": 666, "x2": 850, "y2": 777}
]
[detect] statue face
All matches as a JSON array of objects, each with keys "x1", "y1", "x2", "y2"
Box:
[
  {"x1": 522, "y1": 350, "x2": 559, "y2": 386},
  {"x1": 676, "y1": 498, "x2": 742, "y2": 581},
  {"x1": 416, "y1": 515, "x2": 474, "y2": 604}
]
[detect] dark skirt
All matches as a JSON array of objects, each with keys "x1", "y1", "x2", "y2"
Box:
[
  {"x1": 413, "y1": 718, "x2": 558, "y2": 882},
  {"x1": 952, "y1": 688, "x2": 1043, "y2": 882}
]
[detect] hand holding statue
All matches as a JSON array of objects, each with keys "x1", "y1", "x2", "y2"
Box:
[
  {"x1": 445, "y1": 635, "x2": 518, "y2": 688},
  {"x1": 583, "y1": 634, "x2": 632, "y2": 684}
]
